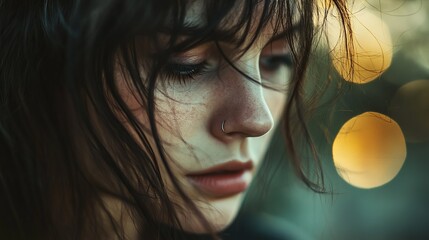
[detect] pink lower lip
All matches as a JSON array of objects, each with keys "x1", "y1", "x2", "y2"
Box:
[{"x1": 187, "y1": 170, "x2": 250, "y2": 197}]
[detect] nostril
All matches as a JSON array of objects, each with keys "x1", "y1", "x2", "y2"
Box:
[
  {"x1": 214, "y1": 92, "x2": 274, "y2": 138},
  {"x1": 212, "y1": 109, "x2": 274, "y2": 140}
]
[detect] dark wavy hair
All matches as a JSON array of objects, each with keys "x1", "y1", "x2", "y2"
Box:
[{"x1": 0, "y1": 0, "x2": 351, "y2": 239}]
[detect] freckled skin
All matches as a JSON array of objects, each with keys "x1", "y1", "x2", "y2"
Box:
[{"x1": 116, "y1": 4, "x2": 290, "y2": 234}]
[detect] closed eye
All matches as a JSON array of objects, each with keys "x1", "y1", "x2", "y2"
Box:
[
  {"x1": 162, "y1": 61, "x2": 209, "y2": 84},
  {"x1": 260, "y1": 54, "x2": 293, "y2": 72}
]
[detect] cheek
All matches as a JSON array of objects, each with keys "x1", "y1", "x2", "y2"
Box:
[
  {"x1": 154, "y1": 88, "x2": 209, "y2": 143},
  {"x1": 115, "y1": 76, "x2": 205, "y2": 142}
]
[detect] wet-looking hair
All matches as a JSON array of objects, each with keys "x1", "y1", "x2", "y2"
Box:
[{"x1": 0, "y1": 0, "x2": 351, "y2": 239}]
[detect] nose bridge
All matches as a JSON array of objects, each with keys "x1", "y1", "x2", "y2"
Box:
[
  {"x1": 230, "y1": 72, "x2": 263, "y2": 119},
  {"x1": 219, "y1": 57, "x2": 274, "y2": 137},
  {"x1": 237, "y1": 55, "x2": 260, "y2": 83}
]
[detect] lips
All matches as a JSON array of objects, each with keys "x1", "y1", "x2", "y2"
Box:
[{"x1": 186, "y1": 160, "x2": 253, "y2": 198}]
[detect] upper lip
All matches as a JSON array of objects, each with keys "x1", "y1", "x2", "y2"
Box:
[{"x1": 186, "y1": 160, "x2": 254, "y2": 176}]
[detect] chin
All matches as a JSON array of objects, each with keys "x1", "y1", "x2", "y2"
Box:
[{"x1": 178, "y1": 192, "x2": 245, "y2": 234}]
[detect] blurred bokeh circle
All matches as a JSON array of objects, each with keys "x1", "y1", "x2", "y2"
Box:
[
  {"x1": 327, "y1": 9, "x2": 393, "y2": 84},
  {"x1": 332, "y1": 112, "x2": 407, "y2": 189},
  {"x1": 389, "y1": 79, "x2": 429, "y2": 143}
]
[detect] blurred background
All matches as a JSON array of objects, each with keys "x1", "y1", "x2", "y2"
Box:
[{"x1": 225, "y1": 0, "x2": 429, "y2": 239}]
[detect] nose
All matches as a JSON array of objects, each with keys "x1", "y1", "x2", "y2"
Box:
[{"x1": 211, "y1": 61, "x2": 274, "y2": 139}]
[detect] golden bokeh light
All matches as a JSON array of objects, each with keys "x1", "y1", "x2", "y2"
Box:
[
  {"x1": 327, "y1": 9, "x2": 393, "y2": 84},
  {"x1": 389, "y1": 80, "x2": 429, "y2": 143},
  {"x1": 332, "y1": 112, "x2": 406, "y2": 189}
]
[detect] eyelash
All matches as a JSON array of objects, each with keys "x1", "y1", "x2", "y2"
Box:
[
  {"x1": 162, "y1": 61, "x2": 209, "y2": 84},
  {"x1": 161, "y1": 53, "x2": 293, "y2": 84},
  {"x1": 260, "y1": 54, "x2": 294, "y2": 71}
]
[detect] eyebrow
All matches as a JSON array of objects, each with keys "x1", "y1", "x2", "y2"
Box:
[
  {"x1": 160, "y1": 22, "x2": 303, "y2": 45},
  {"x1": 160, "y1": 23, "x2": 241, "y2": 43},
  {"x1": 269, "y1": 23, "x2": 302, "y2": 42}
]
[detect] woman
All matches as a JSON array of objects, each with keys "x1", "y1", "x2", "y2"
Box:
[{"x1": 0, "y1": 0, "x2": 351, "y2": 239}]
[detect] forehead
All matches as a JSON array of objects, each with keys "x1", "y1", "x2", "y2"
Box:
[
  {"x1": 184, "y1": 0, "x2": 206, "y2": 24},
  {"x1": 183, "y1": 1, "x2": 283, "y2": 45},
  {"x1": 185, "y1": 1, "x2": 277, "y2": 26}
]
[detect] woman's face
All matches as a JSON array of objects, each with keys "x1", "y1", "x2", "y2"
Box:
[{"x1": 117, "y1": 2, "x2": 291, "y2": 234}]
